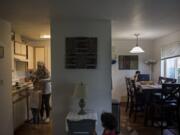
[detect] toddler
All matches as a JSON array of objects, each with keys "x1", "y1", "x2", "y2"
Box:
[
  {"x1": 29, "y1": 82, "x2": 42, "y2": 124},
  {"x1": 101, "y1": 112, "x2": 117, "y2": 135}
]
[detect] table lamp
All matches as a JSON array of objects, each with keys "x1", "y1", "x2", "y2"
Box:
[{"x1": 73, "y1": 82, "x2": 87, "y2": 115}]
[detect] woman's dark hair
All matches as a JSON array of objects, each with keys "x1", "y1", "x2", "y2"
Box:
[{"x1": 101, "y1": 112, "x2": 117, "y2": 130}]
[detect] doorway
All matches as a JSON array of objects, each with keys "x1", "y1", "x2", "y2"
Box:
[{"x1": 12, "y1": 36, "x2": 52, "y2": 135}]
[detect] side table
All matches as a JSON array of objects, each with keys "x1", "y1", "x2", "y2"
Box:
[{"x1": 65, "y1": 111, "x2": 98, "y2": 135}]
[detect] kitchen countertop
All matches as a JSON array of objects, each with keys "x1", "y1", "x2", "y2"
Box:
[{"x1": 12, "y1": 82, "x2": 33, "y2": 95}]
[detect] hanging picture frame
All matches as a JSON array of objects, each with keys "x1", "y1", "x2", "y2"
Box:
[
  {"x1": 0, "y1": 46, "x2": 4, "y2": 58},
  {"x1": 65, "y1": 37, "x2": 97, "y2": 69},
  {"x1": 118, "y1": 55, "x2": 138, "y2": 70}
]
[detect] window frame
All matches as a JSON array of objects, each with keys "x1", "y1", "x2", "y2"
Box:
[{"x1": 161, "y1": 56, "x2": 180, "y2": 83}]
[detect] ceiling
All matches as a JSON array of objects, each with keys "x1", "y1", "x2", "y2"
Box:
[
  {"x1": 1, "y1": 0, "x2": 180, "y2": 40},
  {"x1": 0, "y1": 0, "x2": 50, "y2": 40}
]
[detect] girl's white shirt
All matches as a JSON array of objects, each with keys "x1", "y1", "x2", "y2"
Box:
[{"x1": 30, "y1": 90, "x2": 41, "y2": 109}]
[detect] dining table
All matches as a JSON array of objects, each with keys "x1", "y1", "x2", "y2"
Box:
[{"x1": 136, "y1": 81, "x2": 162, "y2": 126}]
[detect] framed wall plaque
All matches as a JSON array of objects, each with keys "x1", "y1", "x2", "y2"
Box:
[
  {"x1": 0, "y1": 46, "x2": 4, "y2": 58},
  {"x1": 65, "y1": 37, "x2": 97, "y2": 69},
  {"x1": 118, "y1": 55, "x2": 138, "y2": 70}
]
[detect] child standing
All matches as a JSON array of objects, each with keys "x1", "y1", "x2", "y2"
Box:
[
  {"x1": 101, "y1": 112, "x2": 117, "y2": 135},
  {"x1": 29, "y1": 82, "x2": 42, "y2": 124}
]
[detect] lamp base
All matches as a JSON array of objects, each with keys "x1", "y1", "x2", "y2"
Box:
[
  {"x1": 78, "y1": 109, "x2": 86, "y2": 115},
  {"x1": 78, "y1": 98, "x2": 86, "y2": 115}
]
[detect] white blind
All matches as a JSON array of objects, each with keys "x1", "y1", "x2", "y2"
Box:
[{"x1": 161, "y1": 42, "x2": 180, "y2": 59}]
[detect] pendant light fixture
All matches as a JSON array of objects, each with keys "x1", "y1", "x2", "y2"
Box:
[{"x1": 130, "y1": 34, "x2": 144, "y2": 53}]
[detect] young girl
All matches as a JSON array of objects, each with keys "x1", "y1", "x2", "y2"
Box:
[
  {"x1": 29, "y1": 81, "x2": 42, "y2": 124},
  {"x1": 101, "y1": 112, "x2": 117, "y2": 135}
]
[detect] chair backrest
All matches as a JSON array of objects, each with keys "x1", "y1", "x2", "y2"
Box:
[
  {"x1": 165, "y1": 78, "x2": 177, "y2": 84},
  {"x1": 67, "y1": 119, "x2": 96, "y2": 135},
  {"x1": 158, "y1": 76, "x2": 177, "y2": 84},
  {"x1": 130, "y1": 79, "x2": 139, "y2": 92},
  {"x1": 158, "y1": 76, "x2": 166, "y2": 84},
  {"x1": 161, "y1": 83, "x2": 180, "y2": 102},
  {"x1": 125, "y1": 77, "x2": 131, "y2": 95},
  {"x1": 130, "y1": 80, "x2": 145, "y2": 104}
]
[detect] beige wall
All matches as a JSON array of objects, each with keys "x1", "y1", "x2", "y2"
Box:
[{"x1": 0, "y1": 18, "x2": 13, "y2": 135}]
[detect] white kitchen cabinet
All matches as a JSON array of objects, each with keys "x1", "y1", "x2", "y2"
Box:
[
  {"x1": 14, "y1": 42, "x2": 21, "y2": 54},
  {"x1": 14, "y1": 42, "x2": 27, "y2": 57},
  {"x1": 28, "y1": 46, "x2": 34, "y2": 69},
  {"x1": 35, "y1": 47, "x2": 45, "y2": 69},
  {"x1": 21, "y1": 44, "x2": 27, "y2": 55},
  {"x1": 13, "y1": 98, "x2": 27, "y2": 130},
  {"x1": 12, "y1": 87, "x2": 30, "y2": 130},
  {"x1": 11, "y1": 41, "x2": 15, "y2": 71}
]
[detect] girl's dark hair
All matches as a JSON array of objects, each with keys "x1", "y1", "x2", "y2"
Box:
[{"x1": 101, "y1": 112, "x2": 117, "y2": 130}]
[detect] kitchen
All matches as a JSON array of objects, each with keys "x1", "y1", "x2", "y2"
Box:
[{"x1": 11, "y1": 33, "x2": 51, "y2": 131}]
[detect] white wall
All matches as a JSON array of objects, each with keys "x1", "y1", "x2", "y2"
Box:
[
  {"x1": 112, "y1": 39, "x2": 153, "y2": 102},
  {"x1": 51, "y1": 19, "x2": 112, "y2": 135},
  {"x1": 152, "y1": 31, "x2": 180, "y2": 82},
  {"x1": 0, "y1": 18, "x2": 13, "y2": 135}
]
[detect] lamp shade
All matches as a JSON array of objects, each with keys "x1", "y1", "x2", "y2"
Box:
[
  {"x1": 73, "y1": 82, "x2": 87, "y2": 98},
  {"x1": 130, "y1": 46, "x2": 144, "y2": 53},
  {"x1": 130, "y1": 33, "x2": 145, "y2": 53}
]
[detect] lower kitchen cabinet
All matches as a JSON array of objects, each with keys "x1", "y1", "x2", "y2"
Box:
[
  {"x1": 12, "y1": 88, "x2": 30, "y2": 130},
  {"x1": 13, "y1": 98, "x2": 27, "y2": 130}
]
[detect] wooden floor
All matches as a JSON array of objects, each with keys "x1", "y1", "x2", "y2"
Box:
[
  {"x1": 14, "y1": 121, "x2": 52, "y2": 135},
  {"x1": 15, "y1": 105, "x2": 178, "y2": 135},
  {"x1": 120, "y1": 104, "x2": 179, "y2": 135}
]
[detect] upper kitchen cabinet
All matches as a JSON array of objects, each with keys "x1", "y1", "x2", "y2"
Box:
[
  {"x1": 14, "y1": 41, "x2": 27, "y2": 57},
  {"x1": 21, "y1": 44, "x2": 27, "y2": 56},
  {"x1": 35, "y1": 47, "x2": 45, "y2": 69},
  {"x1": 27, "y1": 46, "x2": 34, "y2": 69}
]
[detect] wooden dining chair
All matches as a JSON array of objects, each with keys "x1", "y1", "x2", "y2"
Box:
[
  {"x1": 158, "y1": 76, "x2": 166, "y2": 84},
  {"x1": 129, "y1": 80, "x2": 145, "y2": 122},
  {"x1": 151, "y1": 83, "x2": 180, "y2": 135},
  {"x1": 125, "y1": 77, "x2": 133, "y2": 112},
  {"x1": 158, "y1": 76, "x2": 177, "y2": 84},
  {"x1": 165, "y1": 78, "x2": 177, "y2": 84}
]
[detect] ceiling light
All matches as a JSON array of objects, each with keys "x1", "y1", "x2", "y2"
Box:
[
  {"x1": 40, "y1": 34, "x2": 51, "y2": 39},
  {"x1": 130, "y1": 34, "x2": 144, "y2": 53}
]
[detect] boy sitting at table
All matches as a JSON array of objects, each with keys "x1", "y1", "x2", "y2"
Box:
[{"x1": 134, "y1": 70, "x2": 141, "y2": 82}]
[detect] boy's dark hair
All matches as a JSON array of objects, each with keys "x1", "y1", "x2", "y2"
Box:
[
  {"x1": 135, "y1": 70, "x2": 140, "y2": 74},
  {"x1": 101, "y1": 112, "x2": 117, "y2": 130}
]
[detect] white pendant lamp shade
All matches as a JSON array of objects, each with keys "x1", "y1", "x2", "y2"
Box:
[
  {"x1": 130, "y1": 34, "x2": 144, "y2": 53},
  {"x1": 130, "y1": 46, "x2": 144, "y2": 53}
]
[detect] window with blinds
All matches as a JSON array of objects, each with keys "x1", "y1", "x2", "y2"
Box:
[
  {"x1": 161, "y1": 42, "x2": 180, "y2": 83},
  {"x1": 161, "y1": 42, "x2": 180, "y2": 59}
]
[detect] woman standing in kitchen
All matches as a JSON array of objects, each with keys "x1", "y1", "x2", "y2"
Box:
[{"x1": 34, "y1": 61, "x2": 51, "y2": 123}]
